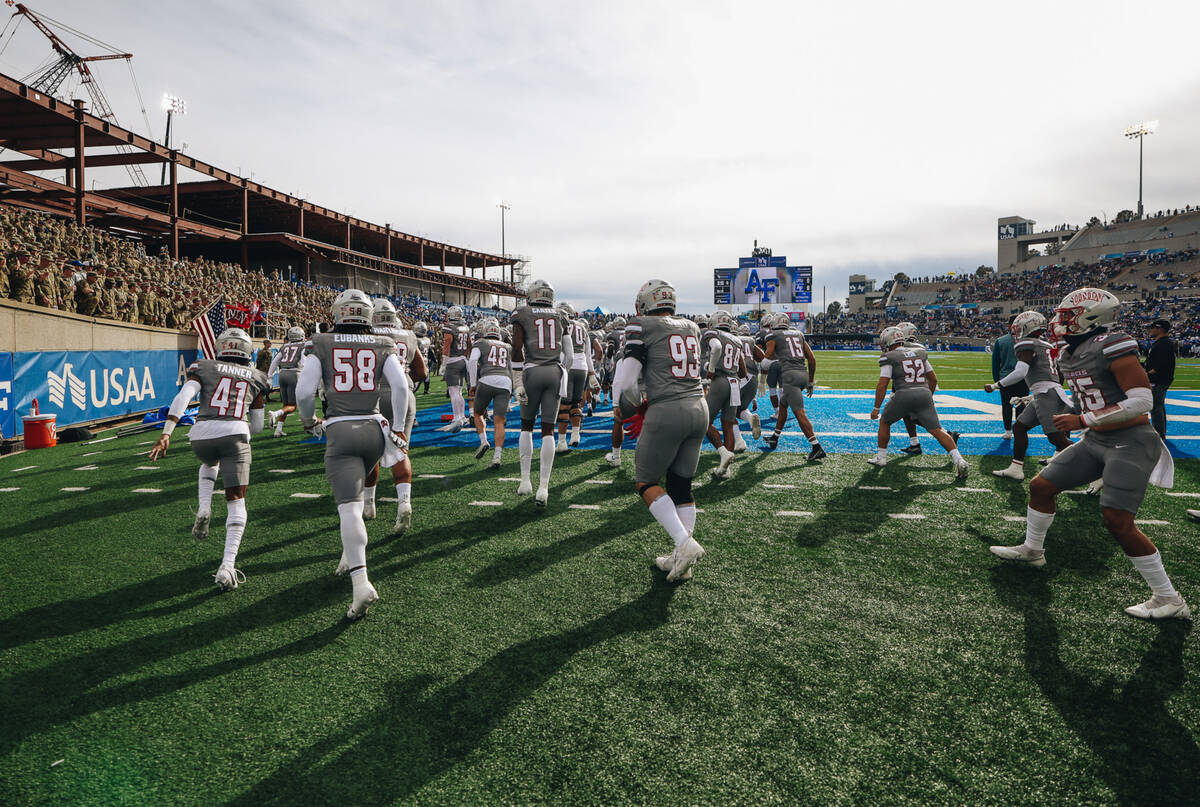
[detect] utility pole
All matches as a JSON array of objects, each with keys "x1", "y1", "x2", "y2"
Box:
[{"x1": 497, "y1": 201, "x2": 510, "y2": 283}]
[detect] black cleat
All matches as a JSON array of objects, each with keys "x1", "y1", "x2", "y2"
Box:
[
  {"x1": 900, "y1": 444, "x2": 923, "y2": 455},
  {"x1": 949, "y1": 431, "x2": 961, "y2": 445},
  {"x1": 807, "y1": 444, "x2": 826, "y2": 461},
  {"x1": 475, "y1": 444, "x2": 490, "y2": 459},
  {"x1": 765, "y1": 433, "x2": 779, "y2": 450}
]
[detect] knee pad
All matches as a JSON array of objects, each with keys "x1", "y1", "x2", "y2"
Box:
[
  {"x1": 570, "y1": 406, "x2": 582, "y2": 420},
  {"x1": 521, "y1": 419, "x2": 536, "y2": 431},
  {"x1": 636, "y1": 482, "x2": 656, "y2": 499},
  {"x1": 665, "y1": 470, "x2": 693, "y2": 504}
]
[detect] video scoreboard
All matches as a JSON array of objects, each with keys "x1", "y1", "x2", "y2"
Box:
[{"x1": 714, "y1": 255, "x2": 812, "y2": 305}]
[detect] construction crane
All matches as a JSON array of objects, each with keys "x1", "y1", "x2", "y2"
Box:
[{"x1": 3, "y1": 1, "x2": 150, "y2": 186}]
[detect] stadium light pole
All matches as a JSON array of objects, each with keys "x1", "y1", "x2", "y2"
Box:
[
  {"x1": 1123, "y1": 120, "x2": 1157, "y2": 219},
  {"x1": 497, "y1": 201, "x2": 511, "y2": 283},
  {"x1": 160, "y1": 94, "x2": 187, "y2": 184}
]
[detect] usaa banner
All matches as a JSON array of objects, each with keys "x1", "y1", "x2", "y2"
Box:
[{"x1": 8, "y1": 349, "x2": 199, "y2": 436}]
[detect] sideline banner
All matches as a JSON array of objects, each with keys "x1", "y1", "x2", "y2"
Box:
[
  {"x1": 0, "y1": 352, "x2": 12, "y2": 439},
  {"x1": 8, "y1": 349, "x2": 199, "y2": 436}
]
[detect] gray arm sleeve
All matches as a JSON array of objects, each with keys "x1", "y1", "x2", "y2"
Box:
[
  {"x1": 297, "y1": 354, "x2": 322, "y2": 422},
  {"x1": 383, "y1": 355, "x2": 409, "y2": 431}
]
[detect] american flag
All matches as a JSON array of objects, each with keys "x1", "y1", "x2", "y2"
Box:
[{"x1": 191, "y1": 298, "x2": 226, "y2": 359}]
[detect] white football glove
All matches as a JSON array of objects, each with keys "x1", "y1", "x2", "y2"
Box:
[
  {"x1": 515, "y1": 382, "x2": 528, "y2": 407},
  {"x1": 588, "y1": 372, "x2": 600, "y2": 392},
  {"x1": 303, "y1": 418, "x2": 325, "y2": 437},
  {"x1": 1010, "y1": 393, "x2": 1034, "y2": 408},
  {"x1": 387, "y1": 428, "x2": 409, "y2": 455}
]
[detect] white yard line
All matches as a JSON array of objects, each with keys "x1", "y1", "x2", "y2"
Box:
[
  {"x1": 131, "y1": 488, "x2": 161, "y2": 493},
  {"x1": 956, "y1": 487, "x2": 991, "y2": 493},
  {"x1": 470, "y1": 501, "x2": 504, "y2": 507},
  {"x1": 0, "y1": 487, "x2": 18, "y2": 492},
  {"x1": 11, "y1": 466, "x2": 37, "y2": 472},
  {"x1": 888, "y1": 513, "x2": 926, "y2": 520},
  {"x1": 135, "y1": 466, "x2": 158, "y2": 471},
  {"x1": 73, "y1": 465, "x2": 99, "y2": 471},
  {"x1": 569, "y1": 504, "x2": 601, "y2": 510},
  {"x1": 776, "y1": 510, "x2": 814, "y2": 517},
  {"x1": 858, "y1": 485, "x2": 892, "y2": 491},
  {"x1": 763, "y1": 483, "x2": 796, "y2": 489},
  {"x1": 418, "y1": 474, "x2": 447, "y2": 479},
  {"x1": 85, "y1": 436, "x2": 118, "y2": 444},
  {"x1": 585, "y1": 479, "x2": 614, "y2": 485},
  {"x1": 1002, "y1": 515, "x2": 1027, "y2": 522},
  {"x1": 290, "y1": 492, "x2": 321, "y2": 499},
  {"x1": 60, "y1": 487, "x2": 89, "y2": 492}
]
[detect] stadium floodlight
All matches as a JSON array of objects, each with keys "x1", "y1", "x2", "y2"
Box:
[
  {"x1": 160, "y1": 94, "x2": 188, "y2": 183},
  {"x1": 1123, "y1": 120, "x2": 1157, "y2": 219},
  {"x1": 497, "y1": 202, "x2": 511, "y2": 281}
]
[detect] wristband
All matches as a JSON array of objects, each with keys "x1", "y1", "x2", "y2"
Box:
[{"x1": 161, "y1": 421, "x2": 176, "y2": 437}]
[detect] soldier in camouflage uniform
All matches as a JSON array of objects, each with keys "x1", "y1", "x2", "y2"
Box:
[
  {"x1": 34, "y1": 269, "x2": 57, "y2": 309},
  {"x1": 75, "y1": 272, "x2": 99, "y2": 316},
  {"x1": 762, "y1": 313, "x2": 827, "y2": 460},
  {"x1": 297, "y1": 289, "x2": 411, "y2": 620},
  {"x1": 367, "y1": 298, "x2": 426, "y2": 535},
  {"x1": 149, "y1": 328, "x2": 269, "y2": 591},
  {"x1": 868, "y1": 326, "x2": 968, "y2": 479},
  {"x1": 615, "y1": 279, "x2": 708, "y2": 583},
  {"x1": 0, "y1": 253, "x2": 10, "y2": 298},
  {"x1": 510, "y1": 279, "x2": 573, "y2": 505},
  {"x1": 988, "y1": 311, "x2": 1074, "y2": 480},
  {"x1": 467, "y1": 318, "x2": 512, "y2": 470},
  {"x1": 991, "y1": 288, "x2": 1189, "y2": 620},
  {"x1": 9, "y1": 251, "x2": 35, "y2": 304},
  {"x1": 58, "y1": 265, "x2": 76, "y2": 314}
]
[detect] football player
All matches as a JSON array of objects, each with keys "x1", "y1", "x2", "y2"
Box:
[
  {"x1": 733, "y1": 323, "x2": 764, "y2": 450},
  {"x1": 762, "y1": 313, "x2": 826, "y2": 460},
  {"x1": 604, "y1": 317, "x2": 630, "y2": 466},
  {"x1": 413, "y1": 320, "x2": 433, "y2": 393},
  {"x1": 511, "y1": 279, "x2": 573, "y2": 505},
  {"x1": 893, "y1": 321, "x2": 960, "y2": 454},
  {"x1": 440, "y1": 306, "x2": 471, "y2": 432},
  {"x1": 149, "y1": 328, "x2": 270, "y2": 590},
  {"x1": 990, "y1": 288, "x2": 1188, "y2": 619},
  {"x1": 869, "y1": 326, "x2": 968, "y2": 478},
  {"x1": 987, "y1": 310, "x2": 1073, "y2": 480},
  {"x1": 467, "y1": 317, "x2": 512, "y2": 469},
  {"x1": 368, "y1": 299, "x2": 427, "y2": 533},
  {"x1": 556, "y1": 301, "x2": 598, "y2": 452},
  {"x1": 266, "y1": 326, "x2": 307, "y2": 437},
  {"x1": 759, "y1": 316, "x2": 783, "y2": 418},
  {"x1": 297, "y1": 289, "x2": 410, "y2": 620},
  {"x1": 703, "y1": 310, "x2": 747, "y2": 478},
  {"x1": 615, "y1": 279, "x2": 707, "y2": 582}
]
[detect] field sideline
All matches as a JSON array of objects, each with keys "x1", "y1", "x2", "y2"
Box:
[{"x1": 1, "y1": 350, "x2": 1198, "y2": 806}]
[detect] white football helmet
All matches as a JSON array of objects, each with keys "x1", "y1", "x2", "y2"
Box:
[
  {"x1": 331, "y1": 289, "x2": 372, "y2": 326},
  {"x1": 1011, "y1": 310, "x2": 1047, "y2": 339},
  {"x1": 1053, "y1": 288, "x2": 1119, "y2": 336},
  {"x1": 286, "y1": 326, "x2": 305, "y2": 343},
  {"x1": 895, "y1": 321, "x2": 918, "y2": 341},
  {"x1": 737, "y1": 323, "x2": 751, "y2": 336},
  {"x1": 372, "y1": 298, "x2": 398, "y2": 328},
  {"x1": 556, "y1": 300, "x2": 576, "y2": 319},
  {"x1": 770, "y1": 313, "x2": 790, "y2": 330},
  {"x1": 711, "y1": 310, "x2": 735, "y2": 331},
  {"x1": 446, "y1": 305, "x2": 465, "y2": 323},
  {"x1": 611, "y1": 315, "x2": 628, "y2": 330},
  {"x1": 481, "y1": 318, "x2": 502, "y2": 340},
  {"x1": 879, "y1": 326, "x2": 905, "y2": 349},
  {"x1": 635, "y1": 279, "x2": 676, "y2": 316},
  {"x1": 216, "y1": 327, "x2": 253, "y2": 361},
  {"x1": 412, "y1": 320, "x2": 429, "y2": 338},
  {"x1": 527, "y1": 279, "x2": 555, "y2": 307},
  {"x1": 694, "y1": 313, "x2": 710, "y2": 328}
]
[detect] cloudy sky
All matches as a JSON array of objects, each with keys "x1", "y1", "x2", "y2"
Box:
[{"x1": 2, "y1": 0, "x2": 1199, "y2": 312}]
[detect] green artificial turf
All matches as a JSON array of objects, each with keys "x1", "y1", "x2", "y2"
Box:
[{"x1": 1, "y1": 417, "x2": 1199, "y2": 806}]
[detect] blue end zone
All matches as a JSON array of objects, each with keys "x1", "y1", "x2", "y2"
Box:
[{"x1": 407, "y1": 389, "x2": 1200, "y2": 459}]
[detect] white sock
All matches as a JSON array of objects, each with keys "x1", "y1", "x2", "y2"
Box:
[
  {"x1": 1129, "y1": 551, "x2": 1178, "y2": 598},
  {"x1": 1024, "y1": 507, "x2": 1054, "y2": 551},
  {"x1": 950, "y1": 448, "x2": 964, "y2": 463},
  {"x1": 197, "y1": 465, "x2": 217, "y2": 515},
  {"x1": 364, "y1": 485, "x2": 376, "y2": 506},
  {"x1": 448, "y1": 386, "x2": 464, "y2": 421},
  {"x1": 808, "y1": 434, "x2": 820, "y2": 445},
  {"x1": 539, "y1": 436, "x2": 556, "y2": 488},
  {"x1": 337, "y1": 501, "x2": 368, "y2": 571},
  {"x1": 493, "y1": 445, "x2": 503, "y2": 462},
  {"x1": 571, "y1": 424, "x2": 581, "y2": 442},
  {"x1": 909, "y1": 436, "x2": 920, "y2": 447},
  {"x1": 222, "y1": 498, "x2": 246, "y2": 566},
  {"x1": 611, "y1": 445, "x2": 621, "y2": 459},
  {"x1": 1010, "y1": 458, "x2": 1024, "y2": 467},
  {"x1": 558, "y1": 431, "x2": 568, "y2": 449},
  {"x1": 351, "y1": 566, "x2": 371, "y2": 591},
  {"x1": 649, "y1": 494, "x2": 690, "y2": 547},
  {"x1": 519, "y1": 431, "x2": 533, "y2": 480},
  {"x1": 479, "y1": 430, "x2": 489, "y2": 447},
  {"x1": 875, "y1": 448, "x2": 887, "y2": 460},
  {"x1": 676, "y1": 502, "x2": 697, "y2": 534},
  {"x1": 395, "y1": 482, "x2": 411, "y2": 505}
]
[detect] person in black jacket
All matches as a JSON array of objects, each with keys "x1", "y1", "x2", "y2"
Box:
[{"x1": 1144, "y1": 319, "x2": 1175, "y2": 439}]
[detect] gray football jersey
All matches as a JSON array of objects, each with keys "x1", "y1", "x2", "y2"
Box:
[
  {"x1": 770, "y1": 328, "x2": 810, "y2": 371},
  {"x1": 276, "y1": 340, "x2": 306, "y2": 371},
  {"x1": 624, "y1": 315, "x2": 703, "y2": 405},
  {"x1": 373, "y1": 326, "x2": 418, "y2": 394},
  {"x1": 1014, "y1": 337, "x2": 1059, "y2": 387},
  {"x1": 605, "y1": 329, "x2": 624, "y2": 366},
  {"x1": 446, "y1": 324, "x2": 471, "y2": 359},
  {"x1": 1056, "y1": 330, "x2": 1140, "y2": 416},
  {"x1": 567, "y1": 318, "x2": 590, "y2": 359},
  {"x1": 880, "y1": 345, "x2": 932, "y2": 392},
  {"x1": 186, "y1": 360, "x2": 270, "y2": 422},
  {"x1": 706, "y1": 330, "x2": 743, "y2": 378},
  {"x1": 740, "y1": 335, "x2": 759, "y2": 373},
  {"x1": 309, "y1": 331, "x2": 397, "y2": 419},
  {"x1": 513, "y1": 304, "x2": 567, "y2": 366},
  {"x1": 475, "y1": 337, "x2": 513, "y2": 380}
]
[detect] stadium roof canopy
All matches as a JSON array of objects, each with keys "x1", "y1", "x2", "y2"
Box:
[{"x1": 0, "y1": 71, "x2": 518, "y2": 297}]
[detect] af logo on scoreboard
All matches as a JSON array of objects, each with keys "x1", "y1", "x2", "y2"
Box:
[{"x1": 713, "y1": 253, "x2": 811, "y2": 305}]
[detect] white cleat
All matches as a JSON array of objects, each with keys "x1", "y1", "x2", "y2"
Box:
[
  {"x1": 363, "y1": 499, "x2": 376, "y2": 521},
  {"x1": 517, "y1": 479, "x2": 533, "y2": 496},
  {"x1": 475, "y1": 443, "x2": 490, "y2": 460},
  {"x1": 1125, "y1": 594, "x2": 1191, "y2": 620},
  {"x1": 535, "y1": 486, "x2": 549, "y2": 507},
  {"x1": 335, "y1": 551, "x2": 349, "y2": 575},
  {"x1": 448, "y1": 417, "x2": 465, "y2": 434},
  {"x1": 993, "y1": 463, "x2": 1025, "y2": 480},
  {"x1": 213, "y1": 564, "x2": 245, "y2": 591},
  {"x1": 1003, "y1": 431, "x2": 1013, "y2": 440},
  {"x1": 955, "y1": 460, "x2": 970, "y2": 481},
  {"x1": 717, "y1": 446, "x2": 735, "y2": 474},
  {"x1": 867, "y1": 455, "x2": 887, "y2": 468},
  {"x1": 346, "y1": 581, "x2": 379, "y2": 620},
  {"x1": 555, "y1": 442, "x2": 569, "y2": 455},
  {"x1": 667, "y1": 537, "x2": 704, "y2": 582},
  {"x1": 393, "y1": 502, "x2": 412, "y2": 535},
  {"x1": 1085, "y1": 479, "x2": 1104, "y2": 496},
  {"x1": 989, "y1": 544, "x2": 1047, "y2": 568},
  {"x1": 733, "y1": 434, "x2": 748, "y2": 454},
  {"x1": 750, "y1": 412, "x2": 761, "y2": 440},
  {"x1": 273, "y1": 422, "x2": 285, "y2": 438},
  {"x1": 604, "y1": 452, "x2": 621, "y2": 467},
  {"x1": 192, "y1": 511, "x2": 211, "y2": 540},
  {"x1": 654, "y1": 548, "x2": 691, "y2": 580},
  {"x1": 1187, "y1": 509, "x2": 1200, "y2": 523}
]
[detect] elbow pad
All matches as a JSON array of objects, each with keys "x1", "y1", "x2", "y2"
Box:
[
  {"x1": 1083, "y1": 386, "x2": 1153, "y2": 427},
  {"x1": 998, "y1": 361, "x2": 1030, "y2": 388}
]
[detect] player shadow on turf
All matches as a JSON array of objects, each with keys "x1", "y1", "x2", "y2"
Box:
[
  {"x1": 965, "y1": 509, "x2": 1117, "y2": 581},
  {"x1": 793, "y1": 466, "x2": 941, "y2": 548},
  {"x1": 990, "y1": 565, "x2": 1199, "y2": 805},
  {"x1": 219, "y1": 579, "x2": 680, "y2": 807}
]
